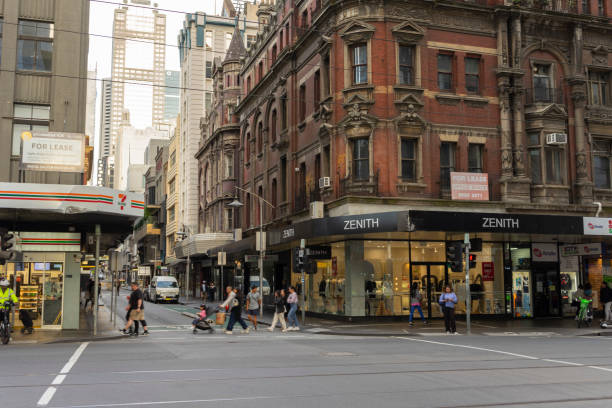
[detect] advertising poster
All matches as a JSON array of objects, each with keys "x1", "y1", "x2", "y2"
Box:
[{"x1": 20, "y1": 132, "x2": 85, "y2": 172}]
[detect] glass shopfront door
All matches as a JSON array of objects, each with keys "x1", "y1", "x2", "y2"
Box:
[
  {"x1": 412, "y1": 263, "x2": 447, "y2": 319},
  {"x1": 533, "y1": 267, "x2": 560, "y2": 317}
]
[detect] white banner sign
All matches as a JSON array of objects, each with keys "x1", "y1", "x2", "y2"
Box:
[
  {"x1": 531, "y1": 243, "x2": 558, "y2": 262},
  {"x1": 21, "y1": 132, "x2": 85, "y2": 172},
  {"x1": 138, "y1": 266, "x2": 150, "y2": 276},
  {"x1": 561, "y1": 243, "x2": 602, "y2": 257},
  {"x1": 584, "y1": 217, "x2": 612, "y2": 236}
]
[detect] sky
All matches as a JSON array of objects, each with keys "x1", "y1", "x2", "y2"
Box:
[{"x1": 88, "y1": 0, "x2": 220, "y2": 184}]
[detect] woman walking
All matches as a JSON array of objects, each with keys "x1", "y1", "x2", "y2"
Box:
[
  {"x1": 286, "y1": 286, "x2": 300, "y2": 331},
  {"x1": 408, "y1": 282, "x2": 427, "y2": 326},
  {"x1": 268, "y1": 290, "x2": 288, "y2": 332},
  {"x1": 439, "y1": 284, "x2": 458, "y2": 334},
  {"x1": 220, "y1": 287, "x2": 249, "y2": 335}
]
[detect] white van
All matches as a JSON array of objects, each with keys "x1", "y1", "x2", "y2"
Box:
[
  {"x1": 234, "y1": 276, "x2": 270, "y2": 296},
  {"x1": 145, "y1": 276, "x2": 180, "y2": 303}
]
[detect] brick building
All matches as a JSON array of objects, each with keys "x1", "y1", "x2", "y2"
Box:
[{"x1": 204, "y1": 0, "x2": 612, "y2": 320}]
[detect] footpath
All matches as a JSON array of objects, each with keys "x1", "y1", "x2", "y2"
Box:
[{"x1": 179, "y1": 297, "x2": 612, "y2": 338}]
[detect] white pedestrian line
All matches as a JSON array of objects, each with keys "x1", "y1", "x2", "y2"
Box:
[
  {"x1": 396, "y1": 336, "x2": 612, "y2": 373},
  {"x1": 50, "y1": 395, "x2": 277, "y2": 407},
  {"x1": 37, "y1": 342, "x2": 89, "y2": 407}
]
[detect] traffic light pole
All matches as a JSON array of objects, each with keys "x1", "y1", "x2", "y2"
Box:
[
  {"x1": 300, "y1": 239, "x2": 306, "y2": 325},
  {"x1": 464, "y1": 233, "x2": 471, "y2": 335}
]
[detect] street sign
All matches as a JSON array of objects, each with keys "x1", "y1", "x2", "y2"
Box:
[
  {"x1": 245, "y1": 255, "x2": 258, "y2": 263},
  {"x1": 137, "y1": 266, "x2": 150, "y2": 276},
  {"x1": 218, "y1": 251, "x2": 227, "y2": 266}
]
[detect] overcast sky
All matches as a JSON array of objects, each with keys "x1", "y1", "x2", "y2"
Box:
[{"x1": 88, "y1": 0, "x2": 219, "y2": 184}]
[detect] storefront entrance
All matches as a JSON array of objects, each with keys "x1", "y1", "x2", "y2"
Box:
[
  {"x1": 412, "y1": 263, "x2": 447, "y2": 319},
  {"x1": 533, "y1": 266, "x2": 560, "y2": 317}
]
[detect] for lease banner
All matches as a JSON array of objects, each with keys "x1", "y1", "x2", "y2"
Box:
[{"x1": 21, "y1": 132, "x2": 85, "y2": 172}]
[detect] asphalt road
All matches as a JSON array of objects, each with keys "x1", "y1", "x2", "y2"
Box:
[
  {"x1": 6, "y1": 326, "x2": 612, "y2": 408},
  {"x1": 102, "y1": 288, "x2": 198, "y2": 331}
]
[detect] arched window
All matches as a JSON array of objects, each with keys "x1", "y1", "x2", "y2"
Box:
[
  {"x1": 270, "y1": 110, "x2": 277, "y2": 143},
  {"x1": 257, "y1": 122, "x2": 263, "y2": 154},
  {"x1": 245, "y1": 132, "x2": 251, "y2": 162}
]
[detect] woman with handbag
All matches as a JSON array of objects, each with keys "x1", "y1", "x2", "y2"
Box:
[
  {"x1": 439, "y1": 284, "x2": 458, "y2": 334},
  {"x1": 268, "y1": 290, "x2": 288, "y2": 332}
]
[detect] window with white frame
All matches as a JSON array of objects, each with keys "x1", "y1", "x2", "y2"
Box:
[
  {"x1": 528, "y1": 131, "x2": 565, "y2": 185},
  {"x1": 589, "y1": 70, "x2": 610, "y2": 106},
  {"x1": 225, "y1": 151, "x2": 234, "y2": 178},
  {"x1": 351, "y1": 44, "x2": 367, "y2": 85},
  {"x1": 398, "y1": 45, "x2": 415, "y2": 85},
  {"x1": 205, "y1": 30, "x2": 213, "y2": 48},
  {"x1": 12, "y1": 104, "x2": 50, "y2": 156},
  {"x1": 593, "y1": 139, "x2": 612, "y2": 189}
]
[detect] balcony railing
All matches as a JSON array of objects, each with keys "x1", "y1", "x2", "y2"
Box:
[
  {"x1": 339, "y1": 170, "x2": 380, "y2": 197},
  {"x1": 510, "y1": 0, "x2": 578, "y2": 13},
  {"x1": 525, "y1": 87, "x2": 564, "y2": 105}
]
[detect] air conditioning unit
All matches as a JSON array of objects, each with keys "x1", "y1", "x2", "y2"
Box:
[
  {"x1": 546, "y1": 133, "x2": 567, "y2": 145},
  {"x1": 319, "y1": 176, "x2": 331, "y2": 189},
  {"x1": 310, "y1": 201, "x2": 324, "y2": 219}
]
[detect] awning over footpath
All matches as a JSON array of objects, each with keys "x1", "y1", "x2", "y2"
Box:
[{"x1": 174, "y1": 232, "x2": 234, "y2": 258}]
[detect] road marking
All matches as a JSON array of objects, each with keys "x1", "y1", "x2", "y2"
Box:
[
  {"x1": 37, "y1": 387, "x2": 57, "y2": 406},
  {"x1": 51, "y1": 375, "x2": 66, "y2": 385},
  {"x1": 111, "y1": 368, "x2": 219, "y2": 374},
  {"x1": 50, "y1": 395, "x2": 277, "y2": 407},
  {"x1": 395, "y1": 336, "x2": 612, "y2": 373},
  {"x1": 60, "y1": 342, "x2": 89, "y2": 374},
  {"x1": 37, "y1": 342, "x2": 89, "y2": 406}
]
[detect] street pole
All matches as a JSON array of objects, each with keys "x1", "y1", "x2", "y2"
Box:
[
  {"x1": 110, "y1": 258, "x2": 114, "y2": 323},
  {"x1": 300, "y1": 239, "x2": 306, "y2": 325},
  {"x1": 464, "y1": 233, "x2": 471, "y2": 336},
  {"x1": 94, "y1": 224, "x2": 101, "y2": 336},
  {"x1": 186, "y1": 252, "x2": 190, "y2": 304},
  {"x1": 258, "y1": 197, "x2": 264, "y2": 319}
]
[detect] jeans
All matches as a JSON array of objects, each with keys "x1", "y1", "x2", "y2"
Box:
[
  {"x1": 270, "y1": 312, "x2": 287, "y2": 330},
  {"x1": 287, "y1": 303, "x2": 299, "y2": 328},
  {"x1": 409, "y1": 305, "x2": 425, "y2": 323},
  {"x1": 226, "y1": 311, "x2": 248, "y2": 331},
  {"x1": 443, "y1": 306, "x2": 456, "y2": 333}
]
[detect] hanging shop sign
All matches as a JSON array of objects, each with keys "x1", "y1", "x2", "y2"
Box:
[
  {"x1": 560, "y1": 243, "x2": 602, "y2": 257},
  {"x1": 531, "y1": 243, "x2": 558, "y2": 262},
  {"x1": 17, "y1": 232, "x2": 81, "y2": 252},
  {"x1": 450, "y1": 172, "x2": 489, "y2": 201},
  {"x1": 583, "y1": 217, "x2": 612, "y2": 236},
  {"x1": 409, "y1": 211, "x2": 583, "y2": 235}
]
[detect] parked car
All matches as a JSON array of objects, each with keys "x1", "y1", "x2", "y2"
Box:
[{"x1": 145, "y1": 276, "x2": 180, "y2": 303}]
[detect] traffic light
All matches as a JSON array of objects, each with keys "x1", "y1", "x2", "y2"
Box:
[
  {"x1": 446, "y1": 241, "x2": 463, "y2": 272},
  {"x1": 0, "y1": 229, "x2": 16, "y2": 265},
  {"x1": 469, "y1": 254, "x2": 477, "y2": 269}
]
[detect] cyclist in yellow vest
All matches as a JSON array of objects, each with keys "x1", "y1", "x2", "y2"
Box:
[{"x1": 0, "y1": 279, "x2": 19, "y2": 322}]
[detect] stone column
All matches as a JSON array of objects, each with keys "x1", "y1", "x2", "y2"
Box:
[
  {"x1": 498, "y1": 76, "x2": 514, "y2": 181},
  {"x1": 570, "y1": 80, "x2": 593, "y2": 203}
]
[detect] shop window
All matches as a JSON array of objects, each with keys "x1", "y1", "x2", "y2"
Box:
[
  {"x1": 593, "y1": 139, "x2": 612, "y2": 189},
  {"x1": 353, "y1": 138, "x2": 369, "y2": 180},
  {"x1": 468, "y1": 144, "x2": 484, "y2": 173},
  {"x1": 440, "y1": 142, "x2": 456, "y2": 189},
  {"x1": 205, "y1": 61, "x2": 212, "y2": 78},
  {"x1": 589, "y1": 71, "x2": 609, "y2": 106},
  {"x1": 400, "y1": 138, "x2": 416, "y2": 181},
  {"x1": 17, "y1": 20, "x2": 53, "y2": 72},
  {"x1": 398, "y1": 45, "x2": 414, "y2": 85},
  {"x1": 528, "y1": 132, "x2": 565, "y2": 185},
  {"x1": 465, "y1": 56, "x2": 480, "y2": 94},
  {"x1": 533, "y1": 64, "x2": 552, "y2": 103},
  {"x1": 351, "y1": 43, "x2": 367, "y2": 85},
  {"x1": 12, "y1": 103, "x2": 50, "y2": 156},
  {"x1": 299, "y1": 84, "x2": 306, "y2": 123},
  {"x1": 437, "y1": 53, "x2": 453, "y2": 91}
]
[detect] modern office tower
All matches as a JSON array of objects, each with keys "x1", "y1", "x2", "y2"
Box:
[{"x1": 97, "y1": 78, "x2": 112, "y2": 186}]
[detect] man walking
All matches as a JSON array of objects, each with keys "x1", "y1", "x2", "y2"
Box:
[
  {"x1": 246, "y1": 286, "x2": 261, "y2": 330},
  {"x1": 601, "y1": 282, "x2": 612, "y2": 322},
  {"x1": 120, "y1": 282, "x2": 149, "y2": 336}
]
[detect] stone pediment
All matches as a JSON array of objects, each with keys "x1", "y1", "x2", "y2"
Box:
[
  {"x1": 592, "y1": 45, "x2": 609, "y2": 66},
  {"x1": 343, "y1": 93, "x2": 374, "y2": 108},
  {"x1": 392, "y1": 20, "x2": 425, "y2": 43},
  {"x1": 395, "y1": 93, "x2": 424, "y2": 109},
  {"x1": 525, "y1": 103, "x2": 568, "y2": 119},
  {"x1": 339, "y1": 19, "x2": 376, "y2": 43}
]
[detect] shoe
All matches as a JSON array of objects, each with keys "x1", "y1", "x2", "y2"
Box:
[
  {"x1": 267, "y1": 328, "x2": 273, "y2": 332},
  {"x1": 143, "y1": 330, "x2": 149, "y2": 336},
  {"x1": 423, "y1": 321, "x2": 428, "y2": 325},
  {"x1": 446, "y1": 331, "x2": 451, "y2": 335},
  {"x1": 193, "y1": 328, "x2": 197, "y2": 334},
  {"x1": 119, "y1": 329, "x2": 128, "y2": 335},
  {"x1": 408, "y1": 322, "x2": 414, "y2": 326},
  {"x1": 131, "y1": 332, "x2": 138, "y2": 337},
  {"x1": 242, "y1": 328, "x2": 250, "y2": 334},
  {"x1": 224, "y1": 330, "x2": 232, "y2": 334},
  {"x1": 453, "y1": 332, "x2": 459, "y2": 335},
  {"x1": 293, "y1": 327, "x2": 300, "y2": 331},
  {"x1": 282, "y1": 329, "x2": 288, "y2": 333},
  {"x1": 253, "y1": 326, "x2": 257, "y2": 331}
]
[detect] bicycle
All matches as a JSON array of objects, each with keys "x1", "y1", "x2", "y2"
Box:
[
  {"x1": 0, "y1": 301, "x2": 14, "y2": 345},
  {"x1": 577, "y1": 297, "x2": 593, "y2": 328}
]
